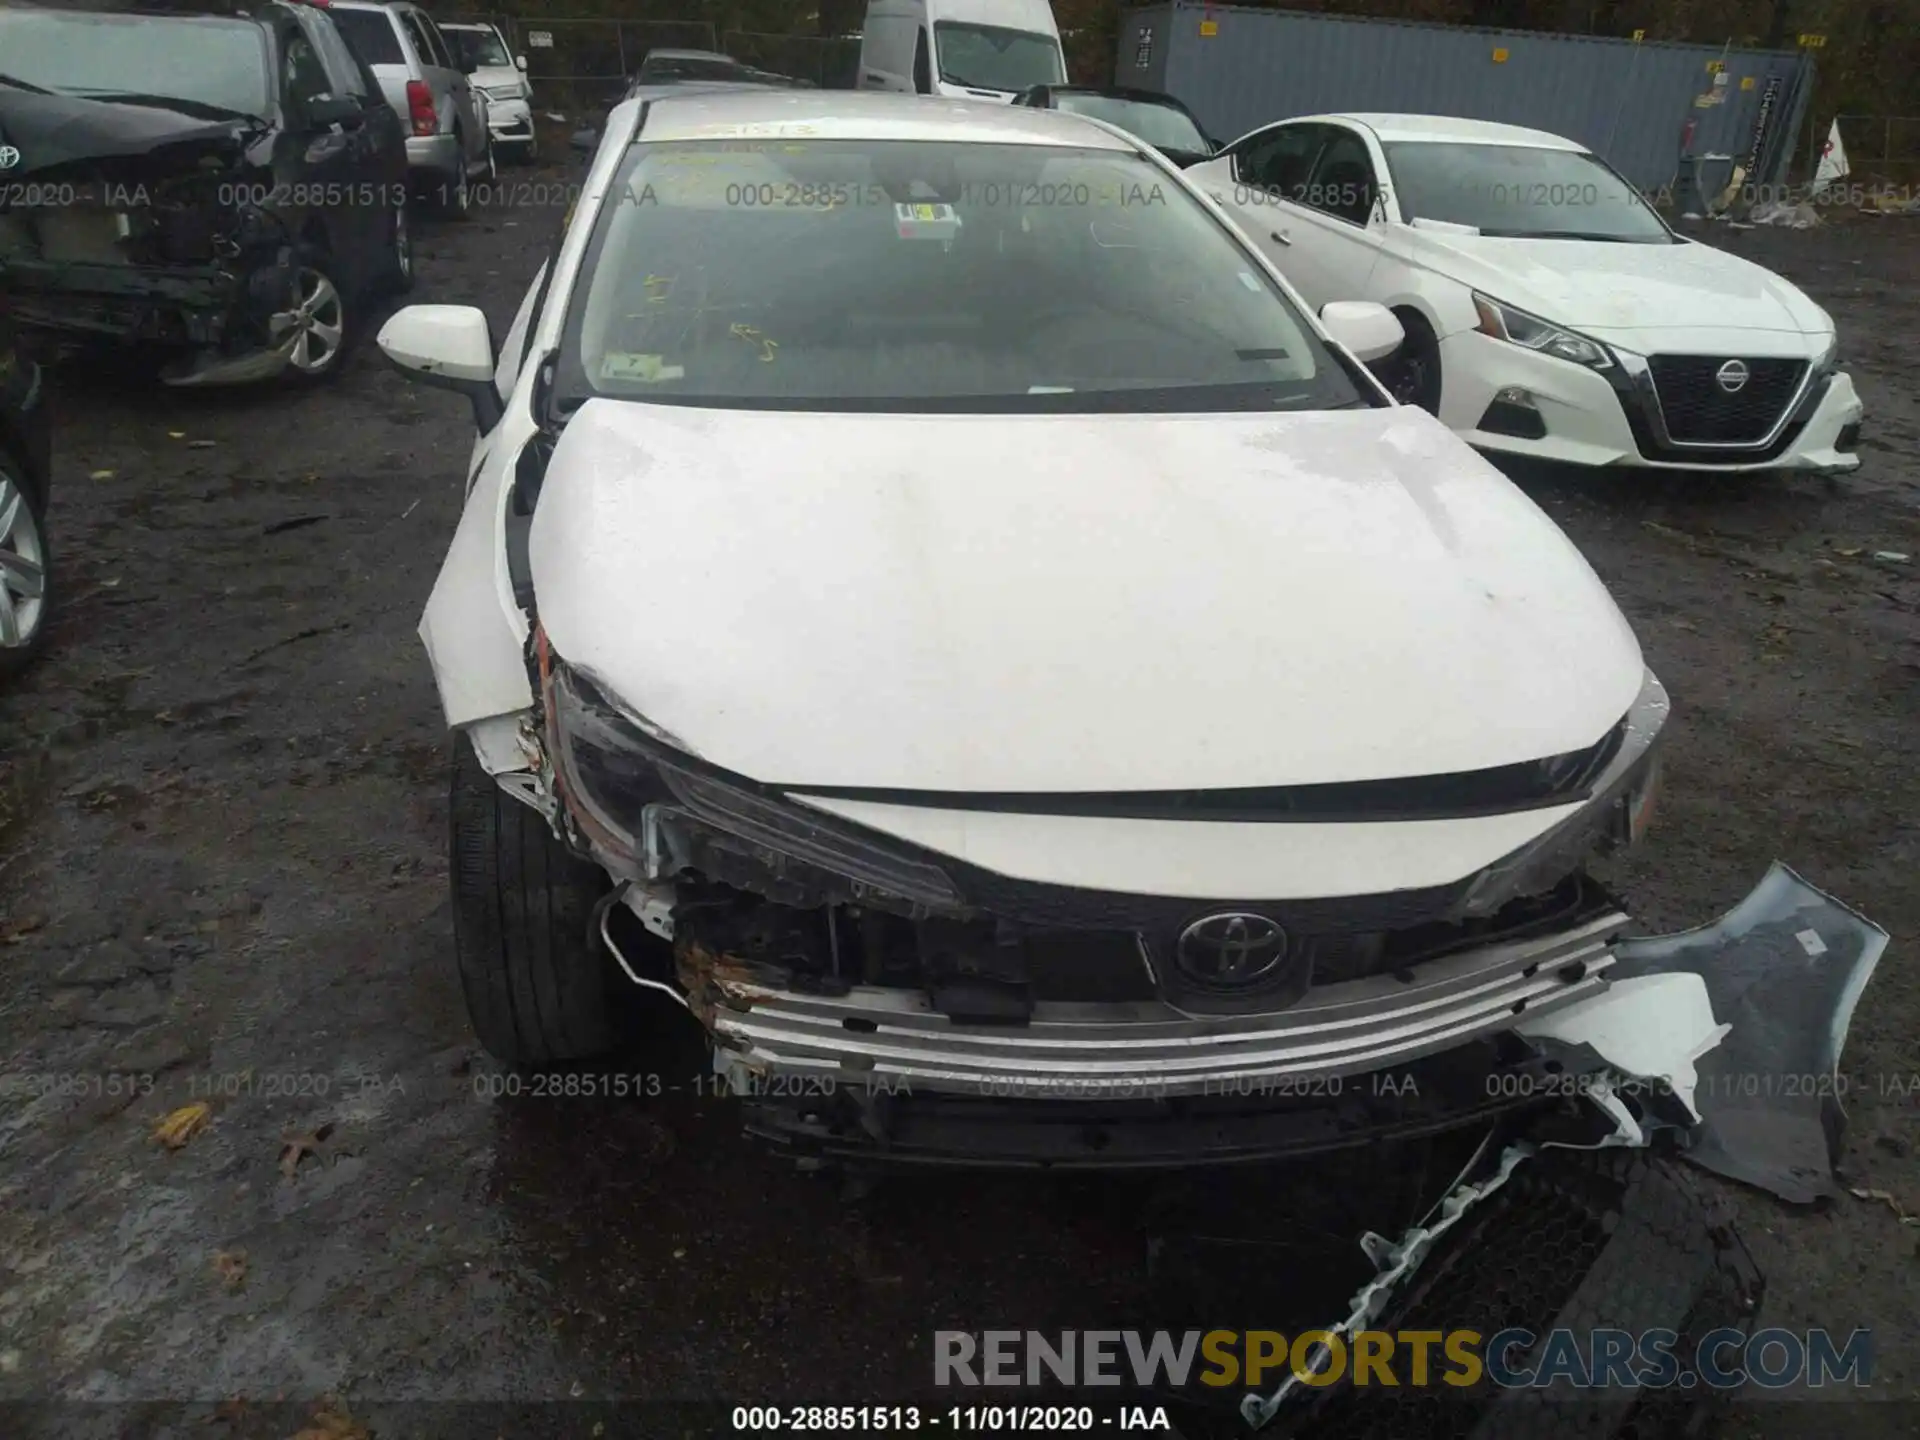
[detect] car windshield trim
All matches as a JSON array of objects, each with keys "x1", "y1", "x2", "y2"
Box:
[
  {"x1": 1385, "y1": 140, "x2": 1677, "y2": 244},
  {"x1": 551, "y1": 139, "x2": 1371, "y2": 417}
]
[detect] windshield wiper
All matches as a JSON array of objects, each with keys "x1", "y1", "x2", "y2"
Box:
[
  {"x1": 70, "y1": 90, "x2": 258, "y2": 122},
  {"x1": 0, "y1": 72, "x2": 55, "y2": 94}
]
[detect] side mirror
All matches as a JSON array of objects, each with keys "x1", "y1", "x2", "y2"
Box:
[
  {"x1": 307, "y1": 95, "x2": 363, "y2": 129},
  {"x1": 1319, "y1": 301, "x2": 1404, "y2": 364},
  {"x1": 378, "y1": 304, "x2": 503, "y2": 431},
  {"x1": 516, "y1": 54, "x2": 529, "y2": 71}
]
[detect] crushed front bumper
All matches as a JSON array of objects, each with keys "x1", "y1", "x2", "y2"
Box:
[
  {"x1": 622, "y1": 865, "x2": 1886, "y2": 1176},
  {"x1": 485, "y1": 96, "x2": 535, "y2": 146},
  {"x1": 1, "y1": 251, "x2": 302, "y2": 386},
  {"x1": 679, "y1": 908, "x2": 1624, "y2": 1100}
]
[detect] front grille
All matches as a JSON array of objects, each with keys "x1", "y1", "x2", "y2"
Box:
[{"x1": 1647, "y1": 354, "x2": 1806, "y2": 444}]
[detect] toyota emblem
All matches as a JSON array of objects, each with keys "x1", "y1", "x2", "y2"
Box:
[
  {"x1": 1715, "y1": 359, "x2": 1751, "y2": 393},
  {"x1": 0, "y1": 146, "x2": 20, "y2": 171},
  {"x1": 1175, "y1": 912, "x2": 1288, "y2": 988}
]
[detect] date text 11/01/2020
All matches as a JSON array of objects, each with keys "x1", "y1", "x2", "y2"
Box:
[{"x1": 731, "y1": 1405, "x2": 1173, "y2": 1431}]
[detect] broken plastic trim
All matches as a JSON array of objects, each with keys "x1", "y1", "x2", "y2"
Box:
[
  {"x1": 1240, "y1": 1088, "x2": 1658, "y2": 1429},
  {"x1": 1238, "y1": 860, "x2": 1887, "y2": 1426}
]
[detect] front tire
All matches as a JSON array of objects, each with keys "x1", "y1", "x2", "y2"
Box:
[
  {"x1": 379, "y1": 200, "x2": 415, "y2": 296},
  {"x1": 449, "y1": 742, "x2": 615, "y2": 1066},
  {"x1": 434, "y1": 145, "x2": 473, "y2": 219},
  {"x1": 1375, "y1": 309, "x2": 1444, "y2": 415}
]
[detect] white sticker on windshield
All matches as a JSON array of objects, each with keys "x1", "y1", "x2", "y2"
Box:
[
  {"x1": 1238, "y1": 271, "x2": 1262, "y2": 292},
  {"x1": 894, "y1": 202, "x2": 961, "y2": 241},
  {"x1": 600, "y1": 353, "x2": 684, "y2": 383},
  {"x1": 1027, "y1": 386, "x2": 1074, "y2": 394}
]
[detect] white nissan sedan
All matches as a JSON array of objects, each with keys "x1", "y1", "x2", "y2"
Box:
[
  {"x1": 375, "y1": 92, "x2": 1693, "y2": 1166},
  {"x1": 1189, "y1": 113, "x2": 1864, "y2": 474}
]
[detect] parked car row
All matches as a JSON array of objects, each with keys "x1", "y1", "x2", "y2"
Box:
[
  {"x1": 0, "y1": 0, "x2": 540, "y2": 680},
  {"x1": 0, "y1": 1, "x2": 538, "y2": 392},
  {"x1": 374, "y1": 89, "x2": 1750, "y2": 1170}
]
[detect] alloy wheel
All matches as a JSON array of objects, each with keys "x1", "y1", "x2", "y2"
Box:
[
  {"x1": 0, "y1": 474, "x2": 47, "y2": 651},
  {"x1": 286, "y1": 267, "x2": 346, "y2": 376}
]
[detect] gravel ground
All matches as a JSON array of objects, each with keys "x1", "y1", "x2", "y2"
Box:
[{"x1": 0, "y1": 178, "x2": 1916, "y2": 1440}]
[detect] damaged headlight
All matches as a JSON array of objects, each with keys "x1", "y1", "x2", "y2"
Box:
[
  {"x1": 1458, "y1": 669, "x2": 1668, "y2": 916},
  {"x1": 1473, "y1": 293, "x2": 1614, "y2": 371},
  {"x1": 549, "y1": 663, "x2": 964, "y2": 908},
  {"x1": 656, "y1": 764, "x2": 964, "y2": 907}
]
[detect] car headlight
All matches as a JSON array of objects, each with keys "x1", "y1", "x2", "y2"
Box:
[
  {"x1": 1457, "y1": 669, "x2": 1669, "y2": 917},
  {"x1": 1473, "y1": 293, "x2": 1614, "y2": 371},
  {"x1": 1811, "y1": 329, "x2": 1839, "y2": 375},
  {"x1": 549, "y1": 663, "x2": 963, "y2": 909}
]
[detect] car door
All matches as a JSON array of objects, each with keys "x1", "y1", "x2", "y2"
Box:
[
  {"x1": 415, "y1": 10, "x2": 482, "y2": 169},
  {"x1": 1192, "y1": 121, "x2": 1324, "y2": 287},
  {"x1": 275, "y1": 23, "x2": 373, "y2": 281},
  {"x1": 293, "y1": 7, "x2": 392, "y2": 284},
  {"x1": 1274, "y1": 123, "x2": 1392, "y2": 312}
]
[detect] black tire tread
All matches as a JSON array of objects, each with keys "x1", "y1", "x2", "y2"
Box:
[{"x1": 449, "y1": 742, "x2": 613, "y2": 1066}]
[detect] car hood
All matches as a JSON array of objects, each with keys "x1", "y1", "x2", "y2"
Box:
[
  {"x1": 469, "y1": 66, "x2": 526, "y2": 91},
  {"x1": 0, "y1": 87, "x2": 265, "y2": 179},
  {"x1": 1407, "y1": 232, "x2": 1830, "y2": 340},
  {"x1": 530, "y1": 401, "x2": 1645, "y2": 793}
]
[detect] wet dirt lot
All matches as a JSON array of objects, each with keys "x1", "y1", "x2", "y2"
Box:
[{"x1": 1, "y1": 181, "x2": 1917, "y2": 1440}]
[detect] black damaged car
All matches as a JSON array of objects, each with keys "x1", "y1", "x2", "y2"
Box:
[{"x1": 0, "y1": 0, "x2": 413, "y2": 385}]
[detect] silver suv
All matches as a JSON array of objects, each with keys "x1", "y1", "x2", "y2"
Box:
[{"x1": 329, "y1": 0, "x2": 493, "y2": 215}]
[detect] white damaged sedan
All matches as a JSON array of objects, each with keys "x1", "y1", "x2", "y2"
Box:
[{"x1": 380, "y1": 91, "x2": 1734, "y2": 1166}]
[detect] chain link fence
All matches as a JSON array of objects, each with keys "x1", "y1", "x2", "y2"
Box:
[
  {"x1": 448, "y1": 16, "x2": 721, "y2": 115},
  {"x1": 718, "y1": 30, "x2": 860, "y2": 90},
  {"x1": 1829, "y1": 114, "x2": 1920, "y2": 186}
]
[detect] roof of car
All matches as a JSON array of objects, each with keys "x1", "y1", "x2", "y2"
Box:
[
  {"x1": 437, "y1": 20, "x2": 498, "y2": 31},
  {"x1": 628, "y1": 89, "x2": 1140, "y2": 148},
  {"x1": 1306, "y1": 113, "x2": 1587, "y2": 150},
  {"x1": 644, "y1": 49, "x2": 737, "y2": 62}
]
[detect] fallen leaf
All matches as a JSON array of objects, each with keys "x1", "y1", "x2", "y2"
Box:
[
  {"x1": 279, "y1": 1121, "x2": 336, "y2": 1180},
  {"x1": 1850, "y1": 1186, "x2": 1920, "y2": 1225},
  {"x1": 289, "y1": 1398, "x2": 369, "y2": 1440},
  {"x1": 167, "y1": 430, "x2": 185, "y2": 439},
  {"x1": 153, "y1": 1101, "x2": 212, "y2": 1149},
  {"x1": 211, "y1": 1249, "x2": 248, "y2": 1290},
  {"x1": 1836, "y1": 547, "x2": 1863, "y2": 557},
  {"x1": 90, "y1": 469, "x2": 115, "y2": 480},
  {"x1": 0, "y1": 915, "x2": 46, "y2": 944}
]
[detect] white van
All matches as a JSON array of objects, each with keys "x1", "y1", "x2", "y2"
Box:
[{"x1": 859, "y1": 0, "x2": 1065, "y2": 101}]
